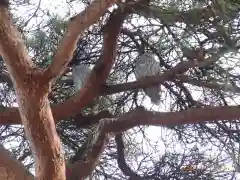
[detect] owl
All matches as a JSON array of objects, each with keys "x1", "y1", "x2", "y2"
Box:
[
  {"x1": 72, "y1": 64, "x2": 111, "y2": 112},
  {"x1": 134, "y1": 52, "x2": 162, "y2": 105},
  {"x1": 72, "y1": 64, "x2": 91, "y2": 91}
]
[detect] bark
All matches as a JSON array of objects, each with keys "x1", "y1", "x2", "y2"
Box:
[
  {"x1": 104, "y1": 106, "x2": 240, "y2": 133},
  {"x1": 68, "y1": 123, "x2": 112, "y2": 179},
  {"x1": 115, "y1": 134, "x2": 145, "y2": 179},
  {"x1": 0, "y1": 5, "x2": 65, "y2": 179},
  {"x1": 65, "y1": 104, "x2": 240, "y2": 179},
  {"x1": 44, "y1": 0, "x2": 119, "y2": 82},
  {"x1": 52, "y1": 8, "x2": 126, "y2": 122},
  {"x1": 0, "y1": 0, "x2": 120, "y2": 179},
  {"x1": 0, "y1": 144, "x2": 34, "y2": 180}
]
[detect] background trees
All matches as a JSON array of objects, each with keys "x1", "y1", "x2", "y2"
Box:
[{"x1": 1, "y1": 0, "x2": 240, "y2": 179}]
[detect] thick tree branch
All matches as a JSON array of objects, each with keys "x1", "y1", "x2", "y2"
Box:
[
  {"x1": 0, "y1": 144, "x2": 34, "y2": 180},
  {"x1": 0, "y1": 4, "x2": 65, "y2": 180},
  {"x1": 115, "y1": 134, "x2": 145, "y2": 180},
  {"x1": 44, "y1": 0, "x2": 119, "y2": 82},
  {"x1": 2, "y1": 103, "x2": 240, "y2": 128},
  {"x1": 101, "y1": 47, "x2": 231, "y2": 95},
  {"x1": 52, "y1": 10, "x2": 126, "y2": 122},
  {"x1": 0, "y1": 6, "x2": 34, "y2": 83},
  {"x1": 101, "y1": 73, "x2": 240, "y2": 96},
  {"x1": 101, "y1": 60, "x2": 197, "y2": 95},
  {"x1": 66, "y1": 104, "x2": 240, "y2": 178},
  {"x1": 104, "y1": 106, "x2": 240, "y2": 133},
  {"x1": 0, "y1": 57, "x2": 238, "y2": 126},
  {"x1": 68, "y1": 121, "x2": 112, "y2": 179},
  {"x1": 136, "y1": 3, "x2": 238, "y2": 25}
]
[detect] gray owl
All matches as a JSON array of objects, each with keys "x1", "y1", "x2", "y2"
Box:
[
  {"x1": 134, "y1": 52, "x2": 162, "y2": 105},
  {"x1": 72, "y1": 64, "x2": 110, "y2": 112},
  {"x1": 72, "y1": 64, "x2": 91, "y2": 91}
]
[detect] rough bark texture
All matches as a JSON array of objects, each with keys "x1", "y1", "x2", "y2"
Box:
[
  {"x1": 0, "y1": 5, "x2": 65, "y2": 179},
  {"x1": 0, "y1": 0, "x2": 119, "y2": 179},
  {"x1": 65, "y1": 6, "x2": 128, "y2": 179},
  {"x1": 44, "y1": 0, "x2": 119, "y2": 81}
]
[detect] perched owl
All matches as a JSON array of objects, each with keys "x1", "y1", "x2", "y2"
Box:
[
  {"x1": 72, "y1": 64, "x2": 111, "y2": 112},
  {"x1": 72, "y1": 64, "x2": 91, "y2": 91},
  {"x1": 134, "y1": 52, "x2": 162, "y2": 105}
]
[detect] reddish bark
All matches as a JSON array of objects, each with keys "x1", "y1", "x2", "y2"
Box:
[
  {"x1": 103, "y1": 106, "x2": 240, "y2": 133},
  {"x1": 52, "y1": 10, "x2": 126, "y2": 122},
  {"x1": 44, "y1": 0, "x2": 119, "y2": 82},
  {"x1": 0, "y1": 0, "x2": 120, "y2": 179}
]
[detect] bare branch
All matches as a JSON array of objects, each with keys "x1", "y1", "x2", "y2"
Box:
[
  {"x1": 104, "y1": 106, "x2": 240, "y2": 133},
  {"x1": 0, "y1": 144, "x2": 34, "y2": 180},
  {"x1": 115, "y1": 134, "x2": 145, "y2": 180},
  {"x1": 101, "y1": 60, "x2": 197, "y2": 95},
  {"x1": 136, "y1": 4, "x2": 238, "y2": 25},
  {"x1": 68, "y1": 122, "x2": 112, "y2": 179},
  {"x1": 44, "y1": 0, "x2": 119, "y2": 82},
  {"x1": 177, "y1": 75, "x2": 240, "y2": 93}
]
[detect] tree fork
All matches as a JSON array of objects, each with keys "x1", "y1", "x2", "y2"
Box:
[{"x1": 0, "y1": 5, "x2": 66, "y2": 180}]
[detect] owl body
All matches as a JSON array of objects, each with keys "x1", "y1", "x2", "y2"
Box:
[
  {"x1": 72, "y1": 64, "x2": 111, "y2": 112},
  {"x1": 134, "y1": 53, "x2": 162, "y2": 105},
  {"x1": 72, "y1": 64, "x2": 91, "y2": 91}
]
